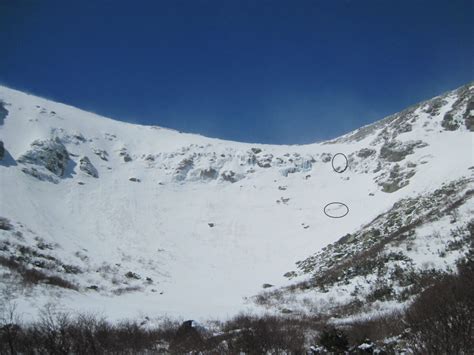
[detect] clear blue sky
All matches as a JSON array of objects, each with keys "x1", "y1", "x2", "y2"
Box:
[{"x1": 1, "y1": 1, "x2": 472, "y2": 144}]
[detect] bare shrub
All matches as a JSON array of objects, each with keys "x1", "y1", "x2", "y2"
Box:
[
  {"x1": 223, "y1": 313, "x2": 307, "y2": 354},
  {"x1": 405, "y1": 263, "x2": 474, "y2": 354},
  {"x1": 111, "y1": 285, "x2": 143, "y2": 295},
  {"x1": 317, "y1": 326, "x2": 349, "y2": 353},
  {"x1": 32, "y1": 304, "x2": 74, "y2": 354},
  {"x1": 0, "y1": 301, "x2": 21, "y2": 354},
  {"x1": 345, "y1": 310, "x2": 405, "y2": 345}
]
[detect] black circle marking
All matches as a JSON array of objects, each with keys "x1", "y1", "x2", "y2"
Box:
[
  {"x1": 331, "y1": 153, "x2": 348, "y2": 173},
  {"x1": 323, "y1": 202, "x2": 349, "y2": 218}
]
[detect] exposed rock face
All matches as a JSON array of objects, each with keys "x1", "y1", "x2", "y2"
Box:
[
  {"x1": 0, "y1": 217, "x2": 13, "y2": 230},
  {"x1": 441, "y1": 113, "x2": 459, "y2": 131},
  {"x1": 0, "y1": 101, "x2": 8, "y2": 125},
  {"x1": 377, "y1": 164, "x2": 416, "y2": 193},
  {"x1": 357, "y1": 148, "x2": 376, "y2": 158},
  {"x1": 322, "y1": 83, "x2": 474, "y2": 147},
  {"x1": 18, "y1": 138, "x2": 69, "y2": 176},
  {"x1": 221, "y1": 170, "x2": 240, "y2": 183},
  {"x1": 21, "y1": 166, "x2": 59, "y2": 183},
  {"x1": 0, "y1": 140, "x2": 4, "y2": 160},
  {"x1": 379, "y1": 140, "x2": 427, "y2": 162},
  {"x1": 199, "y1": 167, "x2": 218, "y2": 180},
  {"x1": 424, "y1": 96, "x2": 447, "y2": 116},
  {"x1": 174, "y1": 157, "x2": 194, "y2": 181},
  {"x1": 257, "y1": 154, "x2": 273, "y2": 168},
  {"x1": 79, "y1": 156, "x2": 98, "y2": 178},
  {"x1": 441, "y1": 84, "x2": 474, "y2": 132},
  {"x1": 464, "y1": 100, "x2": 474, "y2": 131}
]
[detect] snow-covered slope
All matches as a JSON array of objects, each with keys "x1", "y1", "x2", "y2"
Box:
[{"x1": 0, "y1": 83, "x2": 472, "y2": 322}]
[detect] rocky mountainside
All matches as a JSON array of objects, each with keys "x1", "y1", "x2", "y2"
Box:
[{"x1": 0, "y1": 82, "x2": 472, "y2": 322}]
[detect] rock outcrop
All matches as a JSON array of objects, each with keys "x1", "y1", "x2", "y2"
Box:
[
  {"x1": 18, "y1": 138, "x2": 69, "y2": 176},
  {"x1": 118, "y1": 147, "x2": 132, "y2": 162},
  {"x1": 93, "y1": 148, "x2": 109, "y2": 161},
  {"x1": 0, "y1": 100, "x2": 8, "y2": 125},
  {"x1": 379, "y1": 140, "x2": 427, "y2": 162},
  {"x1": 79, "y1": 156, "x2": 98, "y2": 178},
  {"x1": 173, "y1": 157, "x2": 194, "y2": 182}
]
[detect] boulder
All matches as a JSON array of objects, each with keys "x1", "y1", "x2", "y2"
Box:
[
  {"x1": 125, "y1": 271, "x2": 141, "y2": 279},
  {"x1": 118, "y1": 148, "x2": 132, "y2": 162},
  {"x1": 320, "y1": 153, "x2": 332, "y2": 163},
  {"x1": 93, "y1": 148, "x2": 109, "y2": 161},
  {"x1": 79, "y1": 156, "x2": 98, "y2": 178}
]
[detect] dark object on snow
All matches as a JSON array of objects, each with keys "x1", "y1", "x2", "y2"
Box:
[
  {"x1": 208, "y1": 223, "x2": 215, "y2": 228},
  {"x1": 129, "y1": 177, "x2": 141, "y2": 182},
  {"x1": 119, "y1": 148, "x2": 132, "y2": 162},
  {"x1": 125, "y1": 271, "x2": 141, "y2": 279}
]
